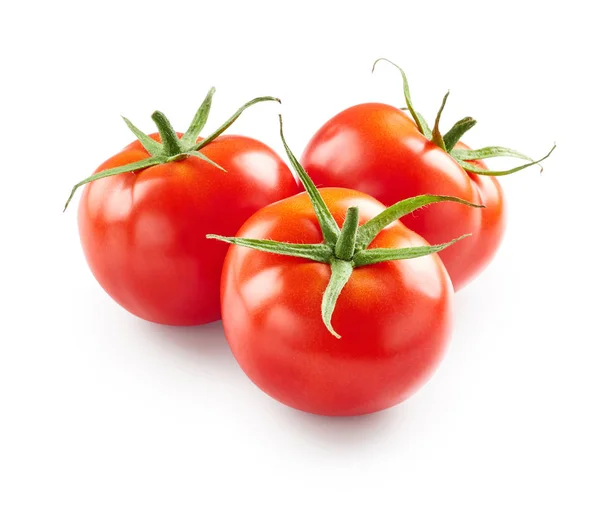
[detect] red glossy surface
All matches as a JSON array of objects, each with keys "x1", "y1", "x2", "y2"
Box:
[
  {"x1": 220, "y1": 188, "x2": 453, "y2": 416},
  {"x1": 78, "y1": 133, "x2": 298, "y2": 325},
  {"x1": 301, "y1": 103, "x2": 506, "y2": 290}
]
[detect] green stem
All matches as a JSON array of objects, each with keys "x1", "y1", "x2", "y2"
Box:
[
  {"x1": 371, "y1": 60, "x2": 555, "y2": 174},
  {"x1": 64, "y1": 92, "x2": 280, "y2": 212},
  {"x1": 335, "y1": 207, "x2": 359, "y2": 261},
  {"x1": 151, "y1": 111, "x2": 181, "y2": 156}
]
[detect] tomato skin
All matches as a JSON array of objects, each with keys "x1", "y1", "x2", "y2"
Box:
[
  {"x1": 300, "y1": 103, "x2": 506, "y2": 290},
  {"x1": 78, "y1": 133, "x2": 298, "y2": 325},
  {"x1": 220, "y1": 188, "x2": 453, "y2": 416}
]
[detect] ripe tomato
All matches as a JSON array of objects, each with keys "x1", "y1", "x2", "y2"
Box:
[
  {"x1": 300, "y1": 103, "x2": 504, "y2": 290},
  {"x1": 218, "y1": 187, "x2": 454, "y2": 415},
  {"x1": 300, "y1": 61, "x2": 553, "y2": 291},
  {"x1": 73, "y1": 93, "x2": 298, "y2": 325}
]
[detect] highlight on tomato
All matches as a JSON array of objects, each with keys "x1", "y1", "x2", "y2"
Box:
[
  {"x1": 300, "y1": 59, "x2": 555, "y2": 291},
  {"x1": 208, "y1": 117, "x2": 482, "y2": 416},
  {"x1": 66, "y1": 89, "x2": 298, "y2": 326}
]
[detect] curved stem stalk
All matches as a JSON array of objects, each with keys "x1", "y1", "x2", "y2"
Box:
[
  {"x1": 151, "y1": 111, "x2": 181, "y2": 156},
  {"x1": 334, "y1": 207, "x2": 359, "y2": 261}
]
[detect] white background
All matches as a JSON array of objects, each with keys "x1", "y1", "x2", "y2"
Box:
[{"x1": 2, "y1": 1, "x2": 599, "y2": 505}]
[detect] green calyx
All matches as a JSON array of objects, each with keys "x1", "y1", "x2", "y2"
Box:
[
  {"x1": 63, "y1": 88, "x2": 280, "y2": 211},
  {"x1": 372, "y1": 58, "x2": 556, "y2": 175},
  {"x1": 207, "y1": 116, "x2": 483, "y2": 338}
]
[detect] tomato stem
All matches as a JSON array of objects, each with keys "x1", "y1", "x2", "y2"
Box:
[
  {"x1": 372, "y1": 58, "x2": 555, "y2": 175},
  {"x1": 151, "y1": 111, "x2": 182, "y2": 156},
  {"x1": 63, "y1": 91, "x2": 280, "y2": 211},
  {"x1": 335, "y1": 207, "x2": 359, "y2": 261}
]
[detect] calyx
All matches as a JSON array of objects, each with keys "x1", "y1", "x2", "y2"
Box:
[
  {"x1": 63, "y1": 88, "x2": 280, "y2": 210},
  {"x1": 372, "y1": 58, "x2": 556, "y2": 176},
  {"x1": 208, "y1": 116, "x2": 483, "y2": 338}
]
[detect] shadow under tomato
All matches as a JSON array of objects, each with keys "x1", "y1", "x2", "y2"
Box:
[
  {"x1": 273, "y1": 400, "x2": 412, "y2": 449},
  {"x1": 452, "y1": 266, "x2": 509, "y2": 346},
  {"x1": 136, "y1": 319, "x2": 237, "y2": 366},
  {"x1": 134, "y1": 315, "x2": 413, "y2": 447}
]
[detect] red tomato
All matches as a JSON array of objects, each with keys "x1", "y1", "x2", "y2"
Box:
[
  {"x1": 300, "y1": 103, "x2": 505, "y2": 290},
  {"x1": 219, "y1": 188, "x2": 453, "y2": 416},
  {"x1": 78, "y1": 132, "x2": 298, "y2": 325}
]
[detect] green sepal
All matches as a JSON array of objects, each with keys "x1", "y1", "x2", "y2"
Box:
[
  {"x1": 431, "y1": 91, "x2": 449, "y2": 151},
  {"x1": 443, "y1": 117, "x2": 477, "y2": 152},
  {"x1": 321, "y1": 259, "x2": 353, "y2": 339},
  {"x1": 457, "y1": 144, "x2": 556, "y2": 176},
  {"x1": 64, "y1": 92, "x2": 279, "y2": 211},
  {"x1": 122, "y1": 116, "x2": 163, "y2": 156},
  {"x1": 181, "y1": 87, "x2": 216, "y2": 148},
  {"x1": 192, "y1": 96, "x2": 281, "y2": 151},
  {"x1": 356, "y1": 195, "x2": 484, "y2": 250},
  {"x1": 206, "y1": 235, "x2": 333, "y2": 263},
  {"x1": 372, "y1": 58, "x2": 431, "y2": 138},
  {"x1": 451, "y1": 146, "x2": 532, "y2": 162},
  {"x1": 185, "y1": 151, "x2": 226, "y2": 172},
  {"x1": 353, "y1": 234, "x2": 470, "y2": 267},
  {"x1": 278, "y1": 115, "x2": 340, "y2": 244},
  {"x1": 371, "y1": 60, "x2": 555, "y2": 176},
  {"x1": 64, "y1": 156, "x2": 165, "y2": 211},
  {"x1": 416, "y1": 112, "x2": 432, "y2": 140}
]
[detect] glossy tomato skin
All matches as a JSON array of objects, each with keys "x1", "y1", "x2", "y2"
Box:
[
  {"x1": 220, "y1": 188, "x2": 453, "y2": 416},
  {"x1": 78, "y1": 133, "x2": 298, "y2": 325},
  {"x1": 300, "y1": 103, "x2": 506, "y2": 290}
]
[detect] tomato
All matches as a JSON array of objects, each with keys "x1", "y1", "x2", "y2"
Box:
[
  {"x1": 219, "y1": 187, "x2": 453, "y2": 415},
  {"x1": 72, "y1": 93, "x2": 298, "y2": 325},
  {"x1": 300, "y1": 102, "x2": 504, "y2": 290},
  {"x1": 300, "y1": 61, "x2": 553, "y2": 291}
]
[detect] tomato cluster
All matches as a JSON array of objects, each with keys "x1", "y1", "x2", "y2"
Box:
[{"x1": 67, "y1": 62, "x2": 553, "y2": 416}]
